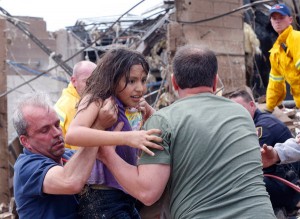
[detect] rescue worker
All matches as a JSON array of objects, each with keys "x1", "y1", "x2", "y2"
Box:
[
  {"x1": 266, "y1": 4, "x2": 300, "y2": 112},
  {"x1": 55, "y1": 60, "x2": 96, "y2": 149},
  {"x1": 229, "y1": 89, "x2": 300, "y2": 216}
]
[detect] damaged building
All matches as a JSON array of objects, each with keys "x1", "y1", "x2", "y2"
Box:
[{"x1": 0, "y1": 0, "x2": 300, "y2": 218}]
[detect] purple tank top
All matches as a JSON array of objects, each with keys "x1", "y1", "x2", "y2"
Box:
[{"x1": 87, "y1": 98, "x2": 138, "y2": 191}]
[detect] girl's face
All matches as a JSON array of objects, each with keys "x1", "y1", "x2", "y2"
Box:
[{"x1": 116, "y1": 64, "x2": 147, "y2": 107}]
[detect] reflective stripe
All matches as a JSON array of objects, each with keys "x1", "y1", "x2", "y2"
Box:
[
  {"x1": 269, "y1": 73, "x2": 284, "y2": 82},
  {"x1": 54, "y1": 105, "x2": 66, "y2": 125},
  {"x1": 296, "y1": 60, "x2": 300, "y2": 70}
]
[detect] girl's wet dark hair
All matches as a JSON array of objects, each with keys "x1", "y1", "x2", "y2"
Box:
[{"x1": 79, "y1": 46, "x2": 149, "y2": 110}]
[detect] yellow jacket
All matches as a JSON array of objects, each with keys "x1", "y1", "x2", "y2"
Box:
[
  {"x1": 54, "y1": 83, "x2": 80, "y2": 150},
  {"x1": 266, "y1": 25, "x2": 300, "y2": 111}
]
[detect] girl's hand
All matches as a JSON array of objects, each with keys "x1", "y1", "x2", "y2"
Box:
[
  {"x1": 125, "y1": 129, "x2": 163, "y2": 156},
  {"x1": 137, "y1": 98, "x2": 156, "y2": 121}
]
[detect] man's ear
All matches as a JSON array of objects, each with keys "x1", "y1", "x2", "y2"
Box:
[
  {"x1": 249, "y1": 101, "x2": 255, "y2": 107},
  {"x1": 20, "y1": 135, "x2": 32, "y2": 151},
  {"x1": 212, "y1": 74, "x2": 218, "y2": 92},
  {"x1": 70, "y1": 76, "x2": 76, "y2": 86},
  {"x1": 171, "y1": 74, "x2": 179, "y2": 91}
]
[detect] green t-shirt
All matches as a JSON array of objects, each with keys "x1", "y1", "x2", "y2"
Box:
[{"x1": 139, "y1": 93, "x2": 275, "y2": 219}]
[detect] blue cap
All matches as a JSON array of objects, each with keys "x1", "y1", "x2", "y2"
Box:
[{"x1": 269, "y1": 4, "x2": 291, "y2": 16}]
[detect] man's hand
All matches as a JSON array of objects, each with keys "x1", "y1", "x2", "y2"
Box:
[
  {"x1": 92, "y1": 97, "x2": 118, "y2": 130},
  {"x1": 261, "y1": 144, "x2": 280, "y2": 168}
]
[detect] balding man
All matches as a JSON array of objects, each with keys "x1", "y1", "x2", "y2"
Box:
[{"x1": 55, "y1": 60, "x2": 96, "y2": 149}]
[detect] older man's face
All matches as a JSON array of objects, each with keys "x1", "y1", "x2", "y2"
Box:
[{"x1": 20, "y1": 105, "x2": 65, "y2": 162}]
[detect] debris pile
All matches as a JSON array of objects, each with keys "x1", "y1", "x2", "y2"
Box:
[
  {"x1": 0, "y1": 198, "x2": 17, "y2": 219},
  {"x1": 66, "y1": 0, "x2": 175, "y2": 108}
]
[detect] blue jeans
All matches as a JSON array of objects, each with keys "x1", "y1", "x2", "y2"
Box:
[{"x1": 78, "y1": 186, "x2": 141, "y2": 219}]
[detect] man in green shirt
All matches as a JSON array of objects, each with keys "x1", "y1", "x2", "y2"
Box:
[{"x1": 98, "y1": 45, "x2": 276, "y2": 218}]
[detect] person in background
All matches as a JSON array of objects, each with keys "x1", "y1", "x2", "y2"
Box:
[
  {"x1": 12, "y1": 91, "x2": 119, "y2": 218},
  {"x1": 229, "y1": 89, "x2": 300, "y2": 215},
  {"x1": 228, "y1": 89, "x2": 293, "y2": 151},
  {"x1": 265, "y1": 3, "x2": 300, "y2": 112},
  {"x1": 66, "y1": 46, "x2": 163, "y2": 218},
  {"x1": 55, "y1": 60, "x2": 96, "y2": 149},
  {"x1": 97, "y1": 45, "x2": 276, "y2": 219}
]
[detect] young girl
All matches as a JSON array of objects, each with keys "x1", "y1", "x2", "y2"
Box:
[{"x1": 66, "y1": 47, "x2": 159, "y2": 218}]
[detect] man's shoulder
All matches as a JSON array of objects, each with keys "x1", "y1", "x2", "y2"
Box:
[
  {"x1": 291, "y1": 29, "x2": 300, "y2": 36},
  {"x1": 14, "y1": 151, "x2": 58, "y2": 178},
  {"x1": 286, "y1": 28, "x2": 300, "y2": 44},
  {"x1": 254, "y1": 110, "x2": 291, "y2": 138},
  {"x1": 16, "y1": 150, "x2": 45, "y2": 162},
  {"x1": 55, "y1": 93, "x2": 79, "y2": 107},
  {"x1": 54, "y1": 93, "x2": 79, "y2": 117},
  {"x1": 256, "y1": 111, "x2": 284, "y2": 126},
  {"x1": 154, "y1": 94, "x2": 240, "y2": 114},
  {"x1": 255, "y1": 109, "x2": 275, "y2": 120}
]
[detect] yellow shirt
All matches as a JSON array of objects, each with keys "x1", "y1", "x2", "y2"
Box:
[{"x1": 54, "y1": 83, "x2": 80, "y2": 150}]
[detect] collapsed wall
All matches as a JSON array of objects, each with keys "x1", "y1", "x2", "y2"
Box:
[
  {"x1": 0, "y1": 18, "x2": 9, "y2": 206},
  {"x1": 167, "y1": 0, "x2": 245, "y2": 94}
]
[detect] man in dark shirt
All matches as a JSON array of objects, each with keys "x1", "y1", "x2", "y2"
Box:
[
  {"x1": 229, "y1": 89, "x2": 300, "y2": 214},
  {"x1": 13, "y1": 92, "x2": 118, "y2": 218}
]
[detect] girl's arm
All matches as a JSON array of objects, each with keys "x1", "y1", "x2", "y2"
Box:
[{"x1": 66, "y1": 96, "x2": 163, "y2": 156}]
